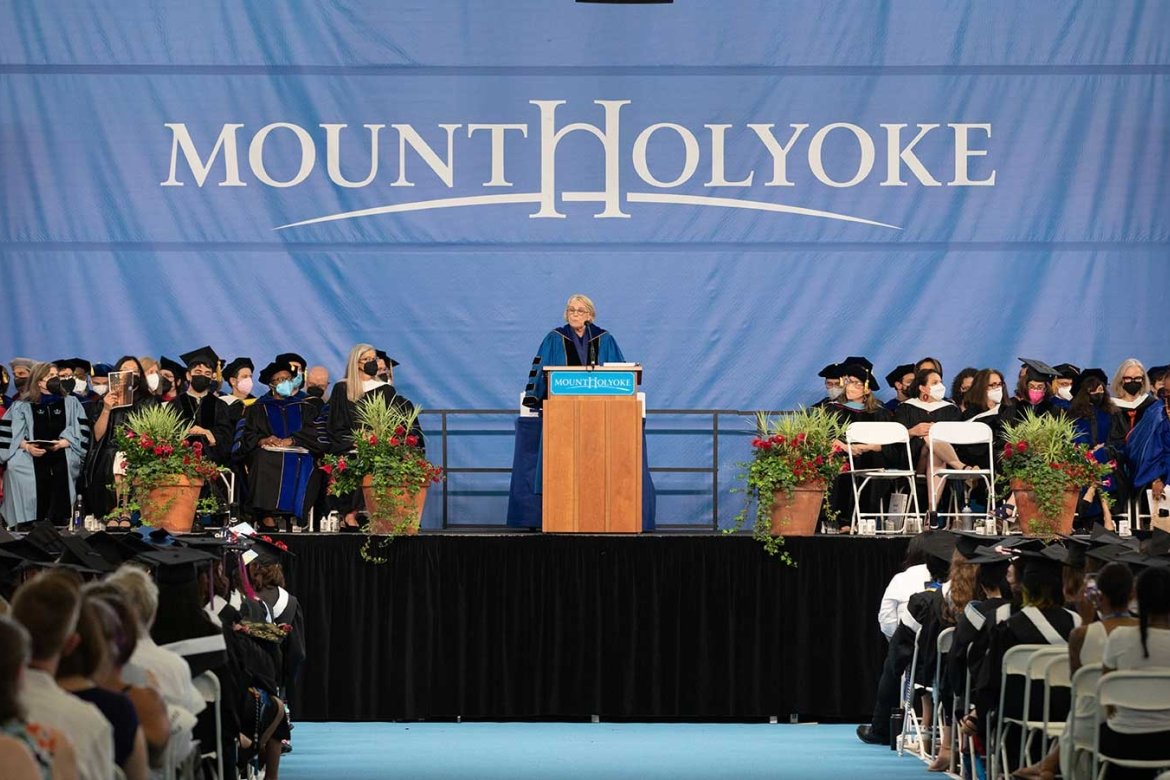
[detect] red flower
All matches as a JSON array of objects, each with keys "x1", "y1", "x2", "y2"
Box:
[
  {"x1": 183, "y1": 455, "x2": 191, "y2": 465},
  {"x1": 321, "y1": 463, "x2": 333, "y2": 475},
  {"x1": 260, "y1": 535, "x2": 273, "y2": 544},
  {"x1": 1016, "y1": 441, "x2": 1028, "y2": 453},
  {"x1": 336, "y1": 459, "x2": 347, "y2": 472},
  {"x1": 389, "y1": 436, "x2": 401, "y2": 447},
  {"x1": 1003, "y1": 443, "x2": 1014, "y2": 457},
  {"x1": 751, "y1": 438, "x2": 762, "y2": 449},
  {"x1": 193, "y1": 441, "x2": 204, "y2": 454},
  {"x1": 140, "y1": 436, "x2": 153, "y2": 449},
  {"x1": 405, "y1": 435, "x2": 419, "y2": 447},
  {"x1": 153, "y1": 446, "x2": 165, "y2": 456},
  {"x1": 395, "y1": 425, "x2": 406, "y2": 436},
  {"x1": 796, "y1": 433, "x2": 807, "y2": 445},
  {"x1": 774, "y1": 435, "x2": 786, "y2": 445},
  {"x1": 275, "y1": 540, "x2": 288, "y2": 551},
  {"x1": 794, "y1": 457, "x2": 804, "y2": 468},
  {"x1": 814, "y1": 455, "x2": 824, "y2": 466},
  {"x1": 125, "y1": 430, "x2": 136, "y2": 439},
  {"x1": 368, "y1": 434, "x2": 378, "y2": 446}
]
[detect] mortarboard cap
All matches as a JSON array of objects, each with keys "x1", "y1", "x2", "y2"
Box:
[
  {"x1": 1086, "y1": 544, "x2": 1135, "y2": 565},
  {"x1": 80, "y1": 531, "x2": 146, "y2": 566},
  {"x1": 1019, "y1": 358, "x2": 1059, "y2": 383},
  {"x1": 179, "y1": 346, "x2": 221, "y2": 371},
  {"x1": 247, "y1": 535, "x2": 294, "y2": 566},
  {"x1": 137, "y1": 547, "x2": 218, "y2": 585},
  {"x1": 1072, "y1": 368, "x2": 1109, "y2": 398},
  {"x1": 57, "y1": 536, "x2": 117, "y2": 574},
  {"x1": 0, "y1": 547, "x2": 32, "y2": 580},
  {"x1": 375, "y1": 349, "x2": 400, "y2": 369},
  {"x1": 55, "y1": 357, "x2": 92, "y2": 374},
  {"x1": 953, "y1": 530, "x2": 1005, "y2": 560},
  {"x1": 0, "y1": 537, "x2": 56, "y2": 565},
  {"x1": 817, "y1": 363, "x2": 844, "y2": 380},
  {"x1": 1089, "y1": 525, "x2": 1141, "y2": 550},
  {"x1": 274, "y1": 353, "x2": 307, "y2": 373},
  {"x1": 1144, "y1": 529, "x2": 1170, "y2": 558},
  {"x1": 1052, "y1": 363, "x2": 1081, "y2": 380},
  {"x1": 920, "y1": 531, "x2": 957, "y2": 562},
  {"x1": 222, "y1": 357, "x2": 253, "y2": 380},
  {"x1": 258, "y1": 359, "x2": 296, "y2": 387},
  {"x1": 838, "y1": 362, "x2": 878, "y2": 391},
  {"x1": 159, "y1": 356, "x2": 186, "y2": 378},
  {"x1": 25, "y1": 521, "x2": 66, "y2": 556},
  {"x1": 885, "y1": 363, "x2": 917, "y2": 389},
  {"x1": 966, "y1": 544, "x2": 1016, "y2": 566},
  {"x1": 842, "y1": 356, "x2": 874, "y2": 373},
  {"x1": 1148, "y1": 365, "x2": 1170, "y2": 385},
  {"x1": 90, "y1": 363, "x2": 113, "y2": 379}
]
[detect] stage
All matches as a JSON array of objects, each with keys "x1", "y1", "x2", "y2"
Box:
[{"x1": 280, "y1": 533, "x2": 910, "y2": 723}]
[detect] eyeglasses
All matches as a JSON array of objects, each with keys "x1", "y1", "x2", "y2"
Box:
[
  {"x1": 987, "y1": 382, "x2": 1004, "y2": 388},
  {"x1": 841, "y1": 378, "x2": 865, "y2": 387},
  {"x1": 1122, "y1": 376, "x2": 1144, "y2": 382},
  {"x1": 566, "y1": 307, "x2": 591, "y2": 316}
]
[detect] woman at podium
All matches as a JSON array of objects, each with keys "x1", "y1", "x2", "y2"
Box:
[{"x1": 521, "y1": 294, "x2": 626, "y2": 409}]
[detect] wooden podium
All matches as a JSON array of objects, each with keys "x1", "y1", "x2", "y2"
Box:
[{"x1": 541, "y1": 365, "x2": 643, "y2": 533}]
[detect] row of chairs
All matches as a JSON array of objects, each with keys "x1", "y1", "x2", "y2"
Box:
[
  {"x1": 901, "y1": 630, "x2": 1170, "y2": 780},
  {"x1": 153, "y1": 670, "x2": 224, "y2": 780}
]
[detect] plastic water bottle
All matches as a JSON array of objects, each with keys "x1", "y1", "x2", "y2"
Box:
[{"x1": 69, "y1": 495, "x2": 84, "y2": 534}]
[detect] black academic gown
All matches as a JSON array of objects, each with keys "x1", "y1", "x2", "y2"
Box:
[
  {"x1": 235, "y1": 394, "x2": 327, "y2": 521},
  {"x1": 894, "y1": 399, "x2": 963, "y2": 468},
  {"x1": 943, "y1": 596, "x2": 1012, "y2": 714},
  {"x1": 83, "y1": 393, "x2": 158, "y2": 517},
  {"x1": 167, "y1": 392, "x2": 233, "y2": 465},
  {"x1": 825, "y1": 402, "x2": 893, "y2": 526},
  {"x1": 972, "y1": 605, "x2": 1079, "y2": 721},
  {"x1": 258, "y1": 585, "x2": 305, "y2": 708},
  {"x1": 867, "y1": 584, "x2": 947, "y2": 736}
]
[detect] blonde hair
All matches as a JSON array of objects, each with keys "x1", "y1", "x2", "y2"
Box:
[
  {"x1": 139, "y1": 356, "x2": 157, "y2": 372},
  {"x1": 564, "y1": 294, "x2": 596, "y2": 322},
  {"x1": 1111, "y1": 358, "x2": 1149, "y2": 398},
  {"x1": 19, "y1": 361, "x2": 57, "y2": 402},
  {"x1": 106, "y1": 565, "x2": 158, "y2": 634},
  {"x1": 345, "y1": 343, "x2": 377, "y2": 403}
]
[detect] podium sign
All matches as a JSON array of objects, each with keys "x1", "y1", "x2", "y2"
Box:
[{"x1": 542, "y1": 366, "x2": 643, "y2": 533}]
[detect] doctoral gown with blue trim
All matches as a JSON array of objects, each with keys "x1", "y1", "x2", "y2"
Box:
[
  {"x1": 522, "y1": 322, "x2": 626, "y2": 407},
  {"x1": 236, "y1": 393, "x2": 326, "y2": 520}
]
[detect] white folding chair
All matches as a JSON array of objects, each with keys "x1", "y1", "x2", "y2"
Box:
[
  {"x1": 1039, "y1": 653, "x2": 1071, "y2": 753},
  {"x1": 193, "y1": 671, "x2": 224, "y2": 780},
  {"x1": 931, "y1": 626, "x2": 956, "y2": 769},
  {"x1": 846, "y1": 422, "x2": 921, "y2": 534},
  {"x1": 990, "y1": 644, "x2": 1048, "y2": 780},
  {"x1": 1068, "y1": 663, "x2": 1103, "y2": 779},
  {"x1": 899, "y1": 625, "x2": 928, "y2": 757},
  {"x1": 927, "y1": 421, "x2": 996, "y2": 527},
  {"x1": 1091, "y1": 670, "x2": 1170, "y2": 780},
  {"x1": 1018, "y1": 646, "x2": 1066, "y2": 768}
]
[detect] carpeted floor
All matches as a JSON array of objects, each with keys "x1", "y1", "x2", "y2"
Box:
[{"x1": 281, "y1": 722, "x2": 938, "y2": 779}]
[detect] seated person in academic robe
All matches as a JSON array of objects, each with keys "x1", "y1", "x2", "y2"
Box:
[
  {"x1": 1006, "y1": 358, "x2": 1061, "y2": 423},
  {"x1": 84, "y1": 356, "x2": 159, "y2": 523},
  {"x1": 236, "y1": 358, "x2": 328, "y2": 531},
  {"x1": 219, "y1": 357, "x2": 256, "y2": 433},
  {"x1": 1069, "y1": 369, "x2": 1119, "y2": 530},
  {"x1": 894, "y1": 368, "x2": 968, "y2": 516},
  {"x1": 245, "y1": 537, "x2": 305, "y2": 718},
  {"x1": 811, "y1": 363, "x2": 844, "y2": 409},
  {"x1": 883, "y1": 363, "x2": 916, "y2": 413},
  {"x1": 166, "y1": 346, "x2": 233, "y2": 465},
  {"x1": 520, "y1": 294, "x2": 627, "y2": 409},
  {"x1": 965, "y1": 546, "x2": 1082, "y2": 772},
  {"x1": 857, "y1": 531, "x2": 953, "y2": 745},
  {"x1": 950, "y1": 367, "x2": 979, "y2": 414},
  {"x1": 155, "y1": 356, "x2": 183, "y2": 404},
  {"x1": 1125, "y1": 392, "x2": 1170, "y2": 513},
  {"x1": 327, "y1": 344, "x2": 423, "y2": 530},
  {"x1": 826, "y1": 360, "x2": 892, "y2": 531},
  {"x1": 1048, "y1": 363, "x2": 1080, "y2": 413}
]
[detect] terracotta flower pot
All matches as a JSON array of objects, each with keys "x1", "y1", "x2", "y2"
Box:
[
  {"x1": 770, "y1": 482, "x2": 825, "y2": 537},
  {"x1": 361, "y1": 475, "x2": 427, "y2": 535},
  {"x1": 1010, "y1": 479, "x2": 1079, "y2": 536},
  {"x1": 141, "y1": 475, "x2": 204, "y2": 533}
]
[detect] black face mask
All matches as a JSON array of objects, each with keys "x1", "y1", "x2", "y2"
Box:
[
  {"x1": 59, "y1": 378, "x2": 76, "y2": 395},
  {"x1": 1089, "y1": 392, "x2": 1106, "y2": 405},
  {"x1": 189, "y1": 375, "x2": 213, "y2": 393},
  {"x1": 306, "y1": 385, "x2": 325, "y2": 399},
  {"x1": 45, "y1": 377, "x2": 63, "y2": 395},
  {"x1": 13, "y1": 375, "x2": 29, "y2": 391},
  {"x1": 362, "y1": 359, "x2": 379, "y2": 378},
  {"x1": 157, "y1": 376, "x2": 174, "y2": 395},
  {"x1": 1122, "y1": 380, "x2": 1143, "y2": 395}
]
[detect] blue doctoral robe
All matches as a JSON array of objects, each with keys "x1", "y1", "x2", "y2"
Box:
[
  {"x1": 1126, "y1": 403, "x2": 1170, "y2": 488},
  {"x1": 509, "y1": 322, "x2": 655, "y2": 530},
  {"x1": 0, "y1": 395, "x2": 88, "y2": 526},
  {"x1": 235, "y1": 393, "x2": 326, "y2": 519}
]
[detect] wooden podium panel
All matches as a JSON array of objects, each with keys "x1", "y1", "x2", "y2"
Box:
[{"x1": 542, "y1": 395, "x2": 643, "y2": 533}]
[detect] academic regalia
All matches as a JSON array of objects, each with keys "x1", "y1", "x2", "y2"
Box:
[
  {"x1": 168, "y1": 392, "x2": 234, "y2": 464},
  {"x1": 251, "y1": 535, "x2": 305, "y2": 710},
  {"x1": 943, "y1": 596, "x2": 1013, "y2": 714},
  {"x1": 83, "y1": 393, "x2": 158, "y2": 518},
  {"x1": 0, "y1": 395, "x2": 88, "y2": 526},
  {"x1": 961, "y1": 404, "x2": 1009, "y2": 469},
  {"x1": 235, "y1": 393, "x2": 326, "y2": 520},
  {"x1": 522, "y1": 322, "x2": 626, "y2": 407},
  {"x1": 826, "y1": 401, "x2": 893, "y2": 527},
  {"x1": 894, "y1": 398, "x2": 963, "y2": 468},
  {"x1": 1125, "y1": 401, "x2": 1170, "y2": 489}
]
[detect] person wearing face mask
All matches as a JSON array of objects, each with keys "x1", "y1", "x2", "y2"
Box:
[
  {"x1": 156, "y1": 356, "x2": 184, "y2": 403},
  {"x1": 1049, "y1": 363, "x2": 1081, "y2": 413},
  {"x1": 1006, "y1": 358, "x2": 1060, "y2": 423},
  {"x1": 237, "y1": 357, "x2": 329, "y2": 530},
  {"x1": 304, "y1": 365, "x2": 329, "y2": 402},
  {"x1": 273, "y1": 352, "x2": 308, "y2": 397},
  {"x1": 327, "y1": 344, "x2": 424, "y2": 530},
  {"x1": 895, "y1": 367, "x2": 967, "y2": 519},
  {"x1": 84, "y1": 363, "x2": 113, "y2": 419},
  {"x1": 1067, "y1": 369, "x2": 1119, "y2": 531},
  {"x1": 9, "y1": 358, "x2": 36, "y2": 400},
  {"x1": 826, "y1": 362, "x2": 893, "y2": 531},
  {"x1": 883, "y1": 363, "x2": 916, "y2": 413},
  {"x1": 219, "y1": 357, "x2": 256, "y2": 429},
  {"x1": 0, "y1": 361, "x2": 89, "y2": 527},
  {"x1": 812, "y1": 363, "x2": 845, "y2": 408},
  {"x1": 85, "y1": 355, "x2": 159, "y2": 522},
  {"x1": 1110, "y1": 358, "x2": 1157, "y2": 438},
  {"x1": 166, "y1": 347, "x2": 233, "y2": 467}
]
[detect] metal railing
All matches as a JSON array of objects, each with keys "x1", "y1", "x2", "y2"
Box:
[{"x1": 418, "y1": 408, "x2": 780, "y2": 530}]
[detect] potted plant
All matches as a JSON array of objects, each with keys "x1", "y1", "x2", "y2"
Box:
[
  {"x1": 113, "y1": 404, "x2": 224, "y2": 532},
  {"x1": 731, "y1": 406, "x2": 847, "y2": 557},
  {"x1": 322, "y1": 394, "x2": 443, "y2": 561},
  {"x1": 1000, "y1": 409, "x2": 1113, "y2": 536}
]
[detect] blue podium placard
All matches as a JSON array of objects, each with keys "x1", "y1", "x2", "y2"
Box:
[{"x1": 547, "y1": 370, "x2": 637, "y2": 396}]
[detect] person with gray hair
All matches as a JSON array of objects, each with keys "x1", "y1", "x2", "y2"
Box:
[
  {"x1": 106, "y1": 567, "x2": 204, "y2": 718},
  {"x1": 521, "y1": 294, "x2": 628, "y2": 409}
]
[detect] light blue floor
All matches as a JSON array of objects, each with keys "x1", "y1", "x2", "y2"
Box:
[{"x1": 282, "y1": 722, "x2": 934, "y2": 779}]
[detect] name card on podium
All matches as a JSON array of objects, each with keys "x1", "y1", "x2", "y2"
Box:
[{"x1": 547, "y1": 369, "x2": 637, "y2": 396}]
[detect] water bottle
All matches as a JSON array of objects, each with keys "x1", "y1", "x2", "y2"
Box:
[
  {"x1": 889, "y1": 707, "x2": 904, "y2": 750},
  {"x1": 70, "y1": 494, "x2": 84, "y2": 535}
]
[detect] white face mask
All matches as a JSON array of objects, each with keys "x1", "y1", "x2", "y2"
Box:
[
  {"x1": 72, "y1": 381, "x2": 88, "y2": 395},
  {"x1": 929, "y1": 383, "x2": 947, "y2": 401},
  {"x1": 92, "y1": 384, "x2": 109, "y2": 397},
  {"x1": 987, "y1": 387, "x2": 1003, "y2": 405},
  {"x1": 146, "y1": 372, "x2": 160, "y2": 391},
  {"x1": 235, "y1": 377, "x2": 254, "y2": 396},
  {"x1": 827, "y1": 386, "x2": 844, "y2": 401},
  {"x1": 1056, "y1": 386, "x2": 1073, "y2": 401}
]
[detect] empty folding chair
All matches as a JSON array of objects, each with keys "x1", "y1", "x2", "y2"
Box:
[
  {"x1": 193, "y1": 671, "x2": 224, "y2": 780},
  {"x1": 1091, "y1": 670, "x2": 1170, "y2": 780},
  {"x1": 927, "y1": 421, "x2": 995, "y2": 529},
  {"x1": 990, "y1": 644, "x2": 1049, "y2": 780},
  {"x1": 846, "y1": 422, "x2": 921, "y2": 534}
]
